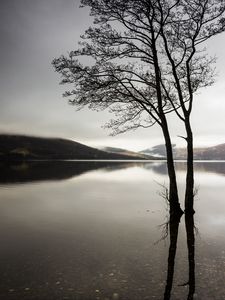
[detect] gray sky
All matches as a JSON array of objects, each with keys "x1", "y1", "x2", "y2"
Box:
[{"x1": 1, "y1": 0, "x2": 225, "y2": 151}]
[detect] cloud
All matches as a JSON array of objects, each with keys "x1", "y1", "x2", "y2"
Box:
[{"x1": 1, "y1": 0, "x2": 225, "y2": 151}]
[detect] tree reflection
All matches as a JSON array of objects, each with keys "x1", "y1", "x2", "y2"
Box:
[
  {"x1": 185, "y1": 213, "x2": 195, "y2": 300},
  {"x1": 163, "y1": 214, "x2": 181, "y2": 300},
  {"x1": 163, "y1": 211, "x2": 195, "y2": 300}
]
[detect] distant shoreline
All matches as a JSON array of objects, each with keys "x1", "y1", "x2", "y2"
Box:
[{"x1": 1, "y1": 134, "x2": 225, "y2": 161}]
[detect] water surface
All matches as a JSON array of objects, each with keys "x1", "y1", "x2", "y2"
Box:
[{"x1": 0, "y1": 161, "x2": 224, "y2": 300}]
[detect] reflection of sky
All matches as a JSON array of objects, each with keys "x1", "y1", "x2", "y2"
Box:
[
  {"x1": 77, "y1": 165, "x2": 165, "y2": 182},
  {"x1": 0, "y1": 0, "x2": 225, "y2": 151},
  {"x1": 195, "y1": 173, "x2": 225, "y2": 186},
  {"x1": 69, "y1": 162, "x2": 225, "y2": 240},
  {"x1": 1, "y1": 161, "x2": 224, "y2": 238},
  {"x1": 0, "y1": 162, "x2": 224, "y2": 299}
]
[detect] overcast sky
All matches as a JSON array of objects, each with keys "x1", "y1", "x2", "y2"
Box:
[{"x1": 1, "y1": 0, "x2": 225, "y2": 151}]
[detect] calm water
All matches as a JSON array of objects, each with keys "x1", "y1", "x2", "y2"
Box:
[{"x1": 0, "y1": 161, "x2": 224, "y2": 300}]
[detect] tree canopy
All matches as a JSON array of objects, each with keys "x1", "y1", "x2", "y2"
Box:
[{"x1": 53, "y1": 0, "x2": 225, "y2": 135}]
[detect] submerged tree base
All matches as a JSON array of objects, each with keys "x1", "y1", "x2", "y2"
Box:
[
  {"x1": 169, "y1": 204, "x2": 184, "y2": 220},
  {"x1": 184, "y1": 208, "x2": 195, "y2": 216}
]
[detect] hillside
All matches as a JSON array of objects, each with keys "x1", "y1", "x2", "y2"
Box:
[
  {"x1": 2, "y1": 135, "x2": 224, "y2": 161},
  {"x1": 102, "y1": 146, "x2": 156, "y2": 159},
  {"x1": 140, "y1": 143, "x2": 225, "y2": 160},
  {"x1": 180, "y1": 144, "x2": 225, "y2": 160},
  {"x1": 140, "y1": 144, "x2": 171, "y2": 158},
  {"x1": 0, "y1": 135, "x2": 147, "y2": 161}
]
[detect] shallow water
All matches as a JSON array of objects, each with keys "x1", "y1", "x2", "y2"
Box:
[{"x1": 0, "y1": 161, "x2": 224, "y2": 300}]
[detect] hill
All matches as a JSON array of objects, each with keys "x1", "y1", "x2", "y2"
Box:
[
  {"x1": 176, "y1": 144, "x2": 225, "y2": 160},
  {"x1": 140, "y1": 143, "x2": 225, "y2": 160},
  {"x1": 101, "y1": 146, "x2": 156, "y2": 159},
  {"x1": 140, "y1": 144, "x2": 171, "y2": 158},
  {"x1": 0, "y1": 134, "x2": 147, "y2": 161}
]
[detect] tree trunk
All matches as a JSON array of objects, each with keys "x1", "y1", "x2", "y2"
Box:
[
  {"x1": 185, "y1": 118, "x2": 195, "y2": 214},
  {"x1": 151, "y1": 36, "x2": 182, "y2": 216},
  {"x1": 161, "y1": 119, "x2": 183, "y2": 216}
]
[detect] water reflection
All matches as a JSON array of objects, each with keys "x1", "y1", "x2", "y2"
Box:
[
  {"x1": 0, "y1": 161, "x2": 140, "y2": 184},
  {"x1": 1, "y1": 160, "x2": 225, "y2": 184},
  {"x1": 0, "y1": 162, "x2": 224, "y2": 299},
  {"x1": 146, "y1": 161, "x2": 225, "y2": 176},
  {"x1": 163, "y1": 214, "x2": 181, "y2": 300},
  {"x1": 185, "y1": 214, "x2": 195, "y2": 300},
  {"x1": 163, "y1": 213, "x2": 195, "y2": 300}
]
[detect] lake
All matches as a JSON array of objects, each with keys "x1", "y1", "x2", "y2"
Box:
[{"x1": 0, "y1": 161, "x2": 224, "y2": 300}]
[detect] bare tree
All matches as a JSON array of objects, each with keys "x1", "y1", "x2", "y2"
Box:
[
  {"x1": 52, "y1": 0, "x2": 225, "y2": 214},
  {"x1": 155, "y1": 0, "x2": 225, "y2": 213}
]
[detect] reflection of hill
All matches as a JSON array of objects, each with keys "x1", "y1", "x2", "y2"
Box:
[
  {"x1": 145, "y1": 161, "x2": 225, "y2": 176},
  {"x1": 2, "y1": 161, "x2": 225, "y2": 185},
  {"x1": 192, "y1": 161, "x2": 225, "y2": 176},
  {"x1": 0, "y1": 161, "x2": 139, "y2": 184}
]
